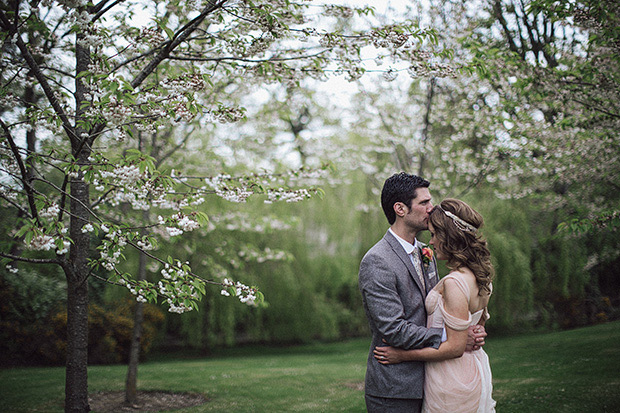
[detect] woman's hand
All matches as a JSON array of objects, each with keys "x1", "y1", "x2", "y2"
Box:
[{"x1": 373, "y1": 346, "x2": 407, "y2": 364}]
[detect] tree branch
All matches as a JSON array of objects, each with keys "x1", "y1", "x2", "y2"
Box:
[
  {"x1": 31, "y1": 177, "x2": 101, "y2": 225},
  {"x1": 91, "y1": 0, "x2": 126, "y2": 23},
  {"x1": 0, "y1": 251, "x2": 59, "y2": 265},
  {"x1": 0, "y1": 119, "x2": 39, "y2": 222},
  {"x1": 155, "y1": 128, "x2": 195, "y2": 168},
  {"x1": 130, "y1": 1, "x2": 228, "y2": 90},
  {"x1": 0, "y1": 10, "x2": 79, "y2": 146},
  {"x1": 0, "y1": 189, "x2": 30, "y2": 216},
  {"x1": 493, "y1": 0, "x2": 523, "y2": 58},
  {"x1": 168, "y1": 49, "x2": 329, "y2": 63},
  {"x1": 92, "y1": 1, "x2": 228, "y2": 143}
]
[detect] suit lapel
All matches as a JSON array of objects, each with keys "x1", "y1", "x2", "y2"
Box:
[
  {"x1": 384, "y1": 232, "x2": 426, "y2": 296},
  {"x1": 419, "y1": 244, "x2": 439, "y2": 294}
]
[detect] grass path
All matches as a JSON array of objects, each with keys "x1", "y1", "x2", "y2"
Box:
[{"x1": 1, "y1": 321, "x2": 619, "y2": 412}]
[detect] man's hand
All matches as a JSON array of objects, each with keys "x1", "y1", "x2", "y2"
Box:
[{"x1": 466, "y1": 325, "x2": 487, "y2": 351}]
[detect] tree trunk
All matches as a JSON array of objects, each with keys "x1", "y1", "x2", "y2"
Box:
[
  {"x1": 64, "y1": 267, "x2": 90, "y2": 413},
  {"x1": 418, "y1": 77, "x2": 436, "y2": 177},
  {"x1": 64, "y1": 172, "x2": 91, "y2": 413},
  {"x1": 125, "y1": 219, "x2": 147, "y2": 405},
  {"x1": 63, "y1": 31, "x2": 93, "y2": 412},
  {"x1": 124, "y1": 299, "x2": 144, "y2": 406}
]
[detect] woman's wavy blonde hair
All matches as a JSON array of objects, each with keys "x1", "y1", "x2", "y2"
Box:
[{"x1": 429, "y1": 198, "x2": 494, "y2": 296}]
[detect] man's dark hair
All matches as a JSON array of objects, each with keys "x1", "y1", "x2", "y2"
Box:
[{"x1": 381, "y1": 172, "x2": 430, "y2": 225}]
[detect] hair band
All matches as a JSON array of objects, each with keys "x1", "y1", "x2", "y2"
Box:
[{"x1": 436, "y1": 205, "x2": 477, "y2": 233}]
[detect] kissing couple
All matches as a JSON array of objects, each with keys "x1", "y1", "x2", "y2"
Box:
[{"x1": 359, "y1": 172, "x2": 496, "y2": 412}]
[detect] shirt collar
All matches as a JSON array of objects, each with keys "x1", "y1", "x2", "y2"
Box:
[{"x1": 388, "y1": 228, "x2": 420, "y2": 254}]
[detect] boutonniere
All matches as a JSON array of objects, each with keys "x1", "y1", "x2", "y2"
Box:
[{"x1": 421, "y1": 247, "x2": 434, "y2": 267}]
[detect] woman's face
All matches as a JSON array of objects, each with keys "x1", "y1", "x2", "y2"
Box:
[{"x1": 428, "y1": 222, "x2": 447, "y2": 261}]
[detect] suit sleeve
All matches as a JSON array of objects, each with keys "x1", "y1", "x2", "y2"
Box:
[{"x1": 359, "y1": 252, "x2": 442, "y2": 350}]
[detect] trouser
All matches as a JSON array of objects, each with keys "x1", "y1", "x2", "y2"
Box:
[{"x1": 365, "y1": 394, "x2": 422, "y2": 413}]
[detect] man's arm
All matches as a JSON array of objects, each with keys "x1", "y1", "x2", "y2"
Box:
[{"x1": 359, "y1": 252, "x2": 442, "y2": 350}]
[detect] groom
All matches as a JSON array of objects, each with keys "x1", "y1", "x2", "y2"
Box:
[{"x1": 358, "y1": 172, "x2": 486, "y2": 412}]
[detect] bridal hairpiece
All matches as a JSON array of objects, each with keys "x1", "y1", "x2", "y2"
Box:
[{"x1": 436, "y1": 205, "x2": 477, "y2": 233}]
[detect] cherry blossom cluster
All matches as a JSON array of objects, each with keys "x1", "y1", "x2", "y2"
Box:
[
  {"x1": 117, "y1": 277, "x2": 151, "y2": 304},
  {"x1": 140, "y1": 27, "x2": 166, "y2": 48},
  {"x1": 206, "y1": 212, "x2": 296, "y2": 233},
  {"x1": 158, "y1": 212, "x2": 201, "y2": 237},
  {"x1": 0, "y1": 140, "x2": 20, "y2": 179},
  {"x1": 201, "y1": 168, "x2": 326, "y2": 204},
  {"x1": 407, "y1": 62, "x2": 457, "y2": 79},
  {"x1": 5, "y1": 264, "x2": 19, "y2": 274},
  {"x1": 162, "y1": 73, "x2": 207, "y2": 94},
  {"x1": 323, "y1": 5, "x2": 354, "y2": 19},
  {"x1": 370, "y1": 29, "x2": 410, "y2": 49},
  {"x1": 265, "y1": 187, "x2": 311, "y2": 203},
  {"x1": 98, "y1": 227, "x2": 127, "y2": 271},
  {"x1": 219, "y1": 277, "x2": 260, "y2": 306},
  {"x1": 238, "y1": 246, "x2": 292, "y2": 263},
  {"x1": 209, "y1": 105, "x2": 246, "y2": 123},
  {"x1": 29, "y1": 233, "x2": 56, "y2": 251},
  {"x1": 245, "y1": 35, "x2": 275, "y2": 57},
  {"x1": 215, "y1": 186, "x2": 255, "y2": 203},
  {"x1": 157, "y1": 260, "x2": 205, "y2": 313},
  {"x1": 27, "y1": 231, "x2": 71, "y2": 255},
  {"x1": 87, "y1": 156, "x2": 169, "y2": 211},
  {"x1": 39, "y1": 204, "x2": 61, "y2": 220},
  {"x1": 241, "y1": 3, "x2": 286, "y2": 35}
]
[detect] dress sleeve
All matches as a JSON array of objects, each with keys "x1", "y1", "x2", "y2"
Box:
[{"x1": 437, "y1": 275, "x2": 472, "y2": 331}]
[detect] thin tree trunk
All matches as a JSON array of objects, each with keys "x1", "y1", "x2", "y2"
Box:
[
  {"x1": 125, "y1": 212, "x2": 148, "y2": 405},
  {"x1": 418, "y1": 77, "x2": 436, "y2": 177}
]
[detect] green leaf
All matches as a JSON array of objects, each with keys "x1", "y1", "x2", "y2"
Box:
[
  {"x1": 196, "y1": 212, "x2": 209, "y2": 226},
  {"x1": 15, "y1": 223, "x2": 32, "y2": 238},
  {"x1": 157, "y1": 21, "x2": 175, "y2": 40}
]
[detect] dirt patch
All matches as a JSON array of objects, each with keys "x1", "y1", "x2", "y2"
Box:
[
  {"x1": 89, "y1": 391, "x2": 207, "y2": 412},
  {"x1": 343, "y1": 381, "x2": 365, "y2": 391}
]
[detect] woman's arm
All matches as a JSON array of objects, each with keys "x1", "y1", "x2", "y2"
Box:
[{"x1": 373, "y1": 278, "x2": 470, "y2": 363}]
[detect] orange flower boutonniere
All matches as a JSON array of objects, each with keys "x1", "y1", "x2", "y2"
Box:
[{"x1": 421, "y1": 247, "x2": 434, "y2": 265}]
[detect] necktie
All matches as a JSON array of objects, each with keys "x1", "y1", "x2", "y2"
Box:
[{"x1": 411, "y1": 248, "x2": 425, "y2": 290}]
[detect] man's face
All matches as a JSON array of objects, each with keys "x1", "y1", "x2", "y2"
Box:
[{"x1": 404, "y1": 187, "x2": 433, "y2": 232}]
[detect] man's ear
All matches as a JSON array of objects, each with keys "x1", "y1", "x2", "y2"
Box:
[{"x1": 394, "y1": 202, "x2": 407, "y2": 218}]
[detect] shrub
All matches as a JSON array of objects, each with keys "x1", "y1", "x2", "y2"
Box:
[{"x1": 1, "y1": 290, "x2": 164, "y2": 366}]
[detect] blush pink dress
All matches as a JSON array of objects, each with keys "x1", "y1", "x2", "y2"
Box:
[{"x1": 422, "y1": 274, "x2": 496, "y2": 413}]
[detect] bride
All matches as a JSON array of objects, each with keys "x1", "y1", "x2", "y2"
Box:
[{"x1": 373, "y1": 198, "x2": 496, "y2": 413}]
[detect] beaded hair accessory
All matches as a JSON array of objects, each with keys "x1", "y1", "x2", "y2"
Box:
[{"x1": 435, "y1": 205, "x2": 477, "y2": 233}]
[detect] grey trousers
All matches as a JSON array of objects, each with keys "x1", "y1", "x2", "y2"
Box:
[{"x1": 365, "y1": 394, "x2": 423, "y2": 413}]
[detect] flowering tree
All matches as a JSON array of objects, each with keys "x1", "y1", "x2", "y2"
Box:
[
  {"x1": 0, "y1": 1, "x2": 449, "y2": 411},
  {"x1": 460, "y1": 0, "x2": 620, "y2": 231}
]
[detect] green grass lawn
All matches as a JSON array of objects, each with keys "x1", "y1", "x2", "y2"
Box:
[{"x1": 1, "y1": 321, "x2": 619, "y2": 412}]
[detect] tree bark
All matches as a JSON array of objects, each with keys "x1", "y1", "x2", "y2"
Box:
[
  {"x1": 64, "y1": 265, "x2": 90, "y2": 413},
  {"x1": 64, "y1": 168, "x2": 91, "y2": 412}
]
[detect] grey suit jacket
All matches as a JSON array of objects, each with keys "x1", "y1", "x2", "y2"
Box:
[{"x1": 359, "y1": 230, "x2": 443, "y2": 400}]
